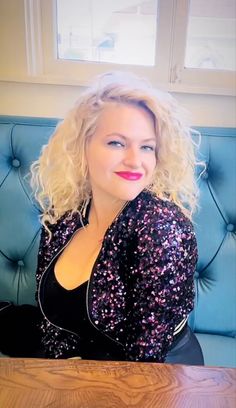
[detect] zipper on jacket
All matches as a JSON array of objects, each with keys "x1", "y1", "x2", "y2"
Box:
[
  {"x1": 86, "y1": 257, "x2": 125, "y2": 349},
  {"x1": 85, "y1": 200, "x2": 130, "y2": 349},
  {"x1": 39, "y1": 200, "x2": 129, "y2": 349},
  {"x1": 39, "y1": 230, "x2": 124, "y2": 348}
]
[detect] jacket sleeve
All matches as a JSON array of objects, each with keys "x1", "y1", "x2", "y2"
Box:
[{"x1": 124, "y1": 206, "x2": 197, "y2": 362}]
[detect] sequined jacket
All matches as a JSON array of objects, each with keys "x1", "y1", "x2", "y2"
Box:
[{"x1": 36, "y1": 191, "x2": 197, "y2": 361}]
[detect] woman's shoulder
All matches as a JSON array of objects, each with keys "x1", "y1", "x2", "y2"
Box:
[
  {"x1": 124, "y1": 191, "x2": 195, "y2": 243},
  {"x1": 126, "y1": 192, "x2": 197, "y2": 255},
  {"x1": 131, "y1": 191, "x2": 192, "y2": 225},
  {"x1": 40, "y1": 210, "x2": 83, "y2": 244}
]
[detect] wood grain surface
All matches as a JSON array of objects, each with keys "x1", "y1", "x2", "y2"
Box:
[{"x1": 0, "y1": 358, "x2": 235, "y2": 408}]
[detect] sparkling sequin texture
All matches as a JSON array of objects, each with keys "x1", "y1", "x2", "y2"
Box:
[{"x1": 36, "y1": 191, "x2": 197, "y2": 361}]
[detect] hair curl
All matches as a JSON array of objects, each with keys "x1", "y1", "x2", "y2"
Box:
[{"x1": 31, "y1": 71, "x2": 199, "y2": 232}]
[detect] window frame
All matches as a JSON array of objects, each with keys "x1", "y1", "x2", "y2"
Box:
[
  {"x1": 169, "y1": 0, "x2": 236, "y2": 95},
  {"x1": 19, "y1": 0, "x2": 236, "y2": 95}
]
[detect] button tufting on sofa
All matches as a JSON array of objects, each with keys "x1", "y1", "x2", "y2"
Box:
[
  {"x1": 0, "y1": 116, "x2": 58, "y2": 307},
  {"x1": 12, "y1": 158, "x2": 21, "y2": 168},
  {"x1": 190, "y1": 126, "x2": 236, "y2": 368},
  {"x1": 226, "y1": 223, "x2": 235, "y2": 232},
  {"x1": 0, "y1": 117, "x2": 235, "y2": 368}
]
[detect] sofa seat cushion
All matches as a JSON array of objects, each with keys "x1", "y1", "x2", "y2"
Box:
[{"x1": 196, "y1": 332, "x2": 236, "y2": 368}]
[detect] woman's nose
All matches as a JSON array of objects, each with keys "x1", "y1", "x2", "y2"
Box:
[{"x1": 123, "y1": 147, "x2": 141, "y2": 168}]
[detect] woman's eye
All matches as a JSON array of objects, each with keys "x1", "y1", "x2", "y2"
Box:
[
  {"x1": 107, "y1": 140, "x2": 124, "y2": 148},
  {"x1": 141, "y1": 145, "x2": 155, "y2": 152}
]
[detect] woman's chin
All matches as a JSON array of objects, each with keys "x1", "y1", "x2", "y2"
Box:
[{"x1": 113, "y1": 188, "x2": 144, "y2": 202}]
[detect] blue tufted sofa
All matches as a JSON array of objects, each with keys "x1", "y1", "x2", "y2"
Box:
[{"x1": 0, "y1": 115, "x2": 235, "y2": 367}]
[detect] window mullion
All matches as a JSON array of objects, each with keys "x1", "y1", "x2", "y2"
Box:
[
  {"x1": 24, "y1": 0, "x2": 44, "y2": 77},
  {"x1": 169, "y1": 0, "x2": 190, "y2": 84},
  {"x1": 154, "y1": 0, "x2": 176, "y2": 85}
]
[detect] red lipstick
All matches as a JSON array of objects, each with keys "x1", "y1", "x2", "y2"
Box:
[{"x1": 115, "y1": 171, "x2": 143, "y2": 181}]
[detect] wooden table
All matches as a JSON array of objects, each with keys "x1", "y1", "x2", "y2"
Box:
[{"x1": 0, "y1": 358, "x2": 235, "y2": 408}]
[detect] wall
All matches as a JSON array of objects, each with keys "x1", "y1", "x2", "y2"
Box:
[
  {"x1": 0, "y1": 0, "x2": 235, "y2": 127},
  {"x1": 1, "y1": 80, "x2": 235, "y2": 127}
]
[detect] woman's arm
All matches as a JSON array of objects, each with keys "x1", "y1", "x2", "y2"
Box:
[{"x1": 125, "y1": 205, "x2": 197, "y2": 362}]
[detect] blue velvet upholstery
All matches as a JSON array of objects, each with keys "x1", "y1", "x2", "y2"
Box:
[
  {"x1": 0, "y1": 116, "x2": 58, "y2": 305},
  {"x1": 0, "y1": 115, "x2": 235, "y2": 367},
  {"x1": 189, "y1": 127, "x2": 236, "y2": 368}
]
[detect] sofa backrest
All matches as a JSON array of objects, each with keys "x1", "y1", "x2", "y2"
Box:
[
  {"x1": 189, "y1": 127, "x2": 236, "y2": 367},
  {"x1": 190, "y1": 127, "x2": 236, "y2": 337},
  {"x1": 0, "y1": 116, "x2": 58, "y2": 305},
  {"x1": 0, "y1": 116, "x2": 235, "y2": 367}
]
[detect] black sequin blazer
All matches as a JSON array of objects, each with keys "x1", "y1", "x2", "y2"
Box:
[{"x1": 36, "y1": 191, "x2": 197, "y2": 361}]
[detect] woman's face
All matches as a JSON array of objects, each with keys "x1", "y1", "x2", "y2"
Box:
[{"x1": 85, "y1": 103, "x2": 157, "y2": 204}]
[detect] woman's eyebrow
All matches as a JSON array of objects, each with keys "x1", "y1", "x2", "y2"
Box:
[
  {"x1": 106, "y1": 133, "x2": 156, "y2": 143},
  {"x1": 106, "y1": 133, "x2": 127, "y2": 139},
  {"x1": 142, "y1": 138, "x2": 157, "y2": 143}
]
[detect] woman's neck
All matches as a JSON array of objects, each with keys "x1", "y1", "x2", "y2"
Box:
[{"x1": 88, "y1": 195, "x2": 127, "y2": 233}]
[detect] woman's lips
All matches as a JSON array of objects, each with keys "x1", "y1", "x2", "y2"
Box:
[{"x1": 115, "y1": 171, "x2": 143, "y2": 181}]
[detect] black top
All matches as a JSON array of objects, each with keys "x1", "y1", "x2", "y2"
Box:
[{"x1": 41, "y1": 263, "x2": 125, "y2": 360}]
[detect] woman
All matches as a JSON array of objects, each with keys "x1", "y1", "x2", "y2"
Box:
[{"x1": 31, "y1": 72, "x2": 204, "y2": 364}]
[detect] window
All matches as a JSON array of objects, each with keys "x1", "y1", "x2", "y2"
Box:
[
  {"x1": 15, "y1": 0, "x2": 236, "y2": 94},
  {"x1": 36, "y1": 0, "x2": 172, "y2": 86},
  {"x1": 169, "y1": 0, "x2": 236, "y2": 94},
  {"x1": 185, "y1": 0, "x2": 236, "y2": 71},
  {"x1": 56, "y1": 0, "x2": 158, "y2": 66}
]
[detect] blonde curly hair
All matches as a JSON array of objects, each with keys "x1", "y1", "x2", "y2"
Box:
[{"x1": 31, "y1": 71, "x2": 199, "y2": 231}]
